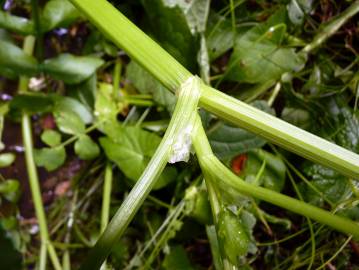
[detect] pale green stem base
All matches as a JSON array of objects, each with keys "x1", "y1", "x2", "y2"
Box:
[{"x1": 20, "y1": 36, "x2": 62, "y2": 270}]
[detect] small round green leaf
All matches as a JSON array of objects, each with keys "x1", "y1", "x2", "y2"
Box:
[
  {"x1": 0, "y1": 153, "x2": 16, "y2": 168},
  {"x1": 34, "y1": 146, "x2": 66, "y2": 171},
  {"x1": 74, "y1": 135, "x2": 100, "y2": 160},
  {"x1": 41, "y1": 129, "x2": 61, "y2": 147}
]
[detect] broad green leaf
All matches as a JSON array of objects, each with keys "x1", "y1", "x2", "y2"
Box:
[
  {"x1": 54, "y1": 96, "x2": 93, "y2": 124},
  {"x1": 69, "y1": 74, "x2": 97, "y2": 111},
  {"x1": 301, "y1": 163, "x2": 352, "y2": 206},
  {"x1": 0, "y1": 153, "x2": 15, "y2": 168},
  {"x1": 0, "y1": 227, "x2": 22, "y2": 270},
  {"x1": 208, "y1": 101, "x2": 274, "y2": 160},
  {"x1": 41, "y1": 130, "x2": 61, "y2": 147},
  {"x1": 141, "y1": 0, "x2": 197, "y2": 70},
  {"x1": 0, "y1": 40, "x2": 38, "y2": 77},
  {"x1": 41, "y1": 0, "x2": 80, "y2": 32},
  {"x1": 126, "y1": 61, "x2": 176, "y2": 112},
  {"x1": 0, "y1": 11, "x2": 34, "y2": 34},
  {"x1": 43, "y1": 54, "x2": 103, "y2": 84},
  {"x1": 226, "y1": 9, "x2": 305, "y2": 84},
  {"x1": 162, "y1": 246, "x2": 195, "y2": 270},
  {"x1": 34, "y1": 146, "x2": 66, "y2": 171},
  {"x1": 100, "y1": 126, "x2": 177, "y2": 190},
  {"x1": 206, "y1": 14, "x2": 235, "y2": 60},
  {"x1": 9, "y1": 93, "x2": 54, "y2": 114},
  {"x1": 217, "y1": 207, "x2": 250, "y2": 264},
  {"x1": 240, "y1": 149, "x2": 286, "y2": 192},
  {"x1": 74, "y1": 135, "x2": 100, "y2": 160},
  {"x1": 54, "y1": 109, "x2": 85, "y2": 135},
  {"x1": 281, "y1": 107, "x2": 311, "y2": 130}
]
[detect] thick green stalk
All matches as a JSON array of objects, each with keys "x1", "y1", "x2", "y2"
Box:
[
  {"x1": 69, "y1": 0, "x2": 359, "y2": 179},
  {"x1": 199, "y1": 85, "x2": 359, "y2": 179},
  {"x1": 80, "y1": 77, "x2": 201, "y2": 270},
  {"x1": 20, "y1": 36, "x2": 62, "y2": 270},
  {"x1": 192, "y1": 115, "x2": 359, "y2": 239}
]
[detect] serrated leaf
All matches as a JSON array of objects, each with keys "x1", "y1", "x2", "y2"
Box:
[
  {"x1": 74, "y1": 135, "x2": 100, "y2": 160},
  {"x1": 41, "y1": 130, "x2": 61, "y2": 147},
  {"x1": 41, "y1": 0, "x2": 79, "y2": 32},
  {"x1": 34, "y1": 146, "x2": 66, "y2": 171},
  {"x1": 0, "y1": 153, "x2": 15, "y2": 168},
  {"x1": 43, "y1": 54, "x2": 103, "y2": 84},
  {"x1": 0, "y1": 40, "x2": 38, "y2": 77},
  {"x1": 100, "y1": 126, "x2": 177, "y2": 190},
  {"x1": 126, "y1": 61, "x2": 176, "y2": 112}
]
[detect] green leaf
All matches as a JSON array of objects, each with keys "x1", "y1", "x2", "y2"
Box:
[
  {"x1": 240, "y1": 149, "x2": 286, "y2": 192},
  {"x1": 54, "y1": 109, "x2": 85, "y2": 135},
  {"x1": 69, "y1": 74, "x2": 97, "y2": 111},
  {"x1": 206, "y1": 14, "x2": 235, "y2": 60},
  {"x1": 74, "y1": 135, "x2": 100, "y2": 160},
  {"x1": 184, "y1": 0, "x2": 211, "y2": 33},
  {"x1": 281, "y1": 107, "x2": 311, "y2": 130},
  {"x1": 0, "y1": 11, "x2": 34, "y2": 34},
  {"x1": 126, "y1": 61, "x2": 176, "y2": 112},
  {"x1": 41, "y1": 130, "x2": 61, "y2": 147},
  {"x1": 0, "y1": 153, "x2": 15, "y2": 168},
  {"x1": 226, "y1": 9, "x2": 305, "y2": 84},
  {"x1": 217, "y1": 207, "x2": 250, "y2": 264},
  {"x1": 162, "y1": 246, "x2": 195, "y2": 270},
  {"x1": 0, "y1": 40, "x2": 38, "y2": 77},
  {"x1": 42, "y1": 54, "x2": 103, "y2": 84},
  {"x1": 34, "y1": 146, "x2": 66, "y2": 171},
  {"x1": 301, "y1": 163, "x2": 352, "y2": 206},
  {"x1": 0, "y1": 179, "x2": 20, "y2": 203},
  {"x1": 9, "y1": 93, "x2": 54, "y2": 114},
  {"x1": 187, "y1": 188, "x2": 212, "y2": 225},
  {"x1": 141, "y1": 0, "x2": 197, "y2": 70},
  {"x1": 208, "y1": 101, "x2": 275, "y2": 160},
  {"x1": 100, "y1": 126, "x2": 177, "y2": 190},
  {"x1": 54, "y1": 96, "x2": 93, "y2": 124},
  {"x1": 41, "y1": 0, "x2": 80, "y2": 32},
  {"x1": 0, "y1": 227, "x2": 22, "y2": 270},
  {"x1": 287, "y1": 0, "x2": 313, "y2": 25}
]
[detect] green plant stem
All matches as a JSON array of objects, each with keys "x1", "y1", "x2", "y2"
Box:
[
  {"x1": 199, "y1": 85, "x2": 359, "y2": 179},
  {"x1": 302, "y1": 1, "x2": 359, "y2": 53},
  {"x1": 69, "y1": 0, "x2": 359, "y2": 179},
  {"x1": 101, "y1": 162, "x2": 113, "y2": 233},
  {"x1": 192, "y1": 114, "x2": 359, "y2": 239},
  {"x1": 30, "y1": 0, "x2": 43, "y2": 60},
  {"x1": 80, "y1": 77, "x2": 201, "y2": 270},
  {"x1": 20, "y1": 36, "x2": 62, "y2": 270}
]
